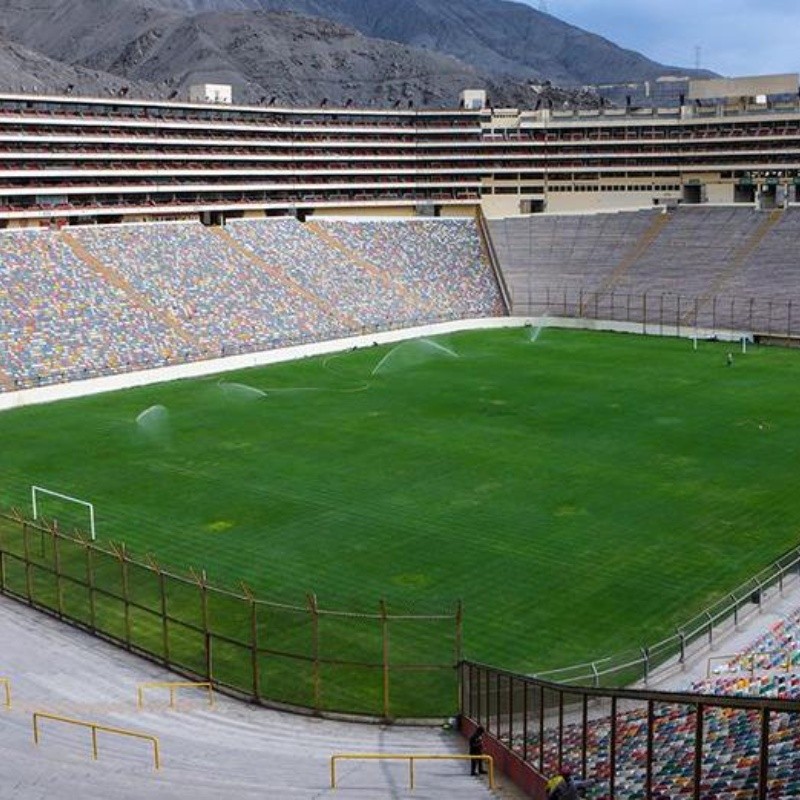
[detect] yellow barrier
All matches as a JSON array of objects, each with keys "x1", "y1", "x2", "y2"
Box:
[
  {"x1": 32, "y1": 711, "x2": 161, "y2": 770},
  {"x1": 0, "y1": 678, "x2": 11, "y2": 709},
  {"x1": 330, "y1": 753, "x2": 495, "y2": 790},
  {"x1": 137, "y1": 681, "x2": 215, "y2": 710}
]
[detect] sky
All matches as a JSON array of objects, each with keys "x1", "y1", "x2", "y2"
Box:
[{"x1": 524, "y1": 0, "x2": 800, "y2": 78}]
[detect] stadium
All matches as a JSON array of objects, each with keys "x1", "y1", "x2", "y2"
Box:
[{"x1": 1, "y1": 71, "x2": 800, "y2": 799}]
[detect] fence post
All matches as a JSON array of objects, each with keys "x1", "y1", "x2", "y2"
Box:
[
  {"x1": 455, "y1": 600, "x2": 463, "y2": 711},
  {"x1": 307, "y1": 593, "x2": 321, "y2": 713},
  {"x1": 52, "y1": 530, "x2": 64, "y2": 618},
  {"x1": 22, "y1": 522, "x2": 33, "y2": 602},
  {"x1": 147, "y1": 555, "x2": 169, "y2": 666},
  {"x1": 85, "y1": 542, "x2": 97, "y2": 631},
  {"x1": 642, "y1": 293, "x2": 647, "y2": 335},
  {"x1": 110, "y1": 543, "x2": 132, "y2": 647},
  {"x1": 380, "y1": 599, "x2": 390, "y2": 721},
  {"x1": 242, "y1": 583, "x2": 260, "y2": 700},
  {"x1": 788, "y1": 300, "x2": 793, "y2": 338},
  {"x1": 191, "y1": 569, "x2": 211, "y2": 681}
]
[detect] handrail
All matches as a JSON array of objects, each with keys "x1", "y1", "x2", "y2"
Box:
[
  {"x1": 0, "y1": 677, "x2": 10, "y2": 708},
  {"x1": 137, "y1": 681, "x2": 215, "y2": 709},
  {"x1": 330, "y1": 752, "x2": 495, "y2": 790},
  {"x1": 533, "y1": 544, "x2": 800, "y2": 686},
  {"x1": 32, "y1": 711, "x2": 161, "y2": 770}
]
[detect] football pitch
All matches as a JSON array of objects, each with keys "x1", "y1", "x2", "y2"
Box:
[{"x1": 1, "y1": 326, "x2": 799, "y2": 675}]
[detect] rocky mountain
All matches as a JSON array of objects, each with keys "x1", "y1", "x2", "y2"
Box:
[
  {"x1": 144, "y1": 0, "x2": 709, "y2": 86},
  {"x1": 0, "y1": 0, "x2": 708, "y2": 108}
]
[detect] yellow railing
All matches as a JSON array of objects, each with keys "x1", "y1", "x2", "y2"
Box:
[
  {"x1": 137, "y1": 681, "x2": 215, "y2": 710},
  {"x1": 330, "y1": 753, "x2": 495, "y2": 790},
  {"x1": 32, "y1": 711, "x2": 161, "y2": 770},
  {"x1": 0, "y1": 677, "x2": 10, "y2": 709}
]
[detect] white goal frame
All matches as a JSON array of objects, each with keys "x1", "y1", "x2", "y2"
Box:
[{"x1": 31, "y1": 486, "x2": 96, "y2": 541}]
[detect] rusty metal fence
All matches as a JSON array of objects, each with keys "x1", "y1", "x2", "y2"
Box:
[
  {"x1": 514, "y1": 288, "x2": 800, "y2": 340},
  {"x1": 461, "y1": 661, "x2": 800, "y2": 800},
  {"x1": 0, "y1": 511, "x2": 461, "y2": 720}
]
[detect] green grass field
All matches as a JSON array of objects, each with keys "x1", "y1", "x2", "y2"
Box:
[{"x1": 1, "y1": 327, "x2": 799, "y2": 676}]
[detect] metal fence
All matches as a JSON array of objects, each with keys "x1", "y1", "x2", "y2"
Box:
[
  {"x1": 461, "y1": 661, "x2": 800, "y2": 800},
  {"x1": 0, "y1": 511, "x2": 460, "y2": 720},
  {"x1": 513, "y1": 288, "x2": 800, "y2": 340},
  {"x1": 533, "y1": 544, "x2": 800, "y2": 688}
]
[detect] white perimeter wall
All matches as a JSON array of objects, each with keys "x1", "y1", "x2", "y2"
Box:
[{"x1": 0, "y1": 317, "x2": 752, "y2": 413}]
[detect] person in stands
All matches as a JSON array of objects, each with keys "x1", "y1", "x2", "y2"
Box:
[
  {"x1": 468, "y1": 725, "x2": 487, "y2": 776},
  {"x1": 546, "y1": 766, "x2": 580, "y2": 799}
]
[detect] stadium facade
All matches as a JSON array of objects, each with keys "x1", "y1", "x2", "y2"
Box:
[{"x1": 1, "y1": 73, "x2": 799, "y2": 227}]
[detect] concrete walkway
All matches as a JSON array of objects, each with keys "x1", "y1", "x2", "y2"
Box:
[{"x1": 0, "y1": 595, "x2": 523, "y2": 800}]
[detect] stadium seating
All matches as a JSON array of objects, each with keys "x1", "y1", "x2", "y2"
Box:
[
  {"x1": 314, "y1": 219, "x2": 505, "y2": 319},
  {"x1": 514, "y1": 610, "x2": 800, "y2": 798},
  {"x1": 0, "y1": 217, "x2": 502, "y2": 390},
  {"x1": 0, "y1": 228, "x2": 185, "y2": 388},
  {"x1": 489, "y1": 206, "x2": 800, "y2": 332},
  {"x1": 72, "y1": 222, "x2": 338, "y2": 355}
]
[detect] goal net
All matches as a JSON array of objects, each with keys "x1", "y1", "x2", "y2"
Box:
[{"x1": 31, "y1": 485, "x2": 96, "y2": 540}]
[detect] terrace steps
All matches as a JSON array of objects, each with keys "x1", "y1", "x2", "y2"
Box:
[
  {"x1": 60, "y1": 231, "x2": 197, "y2": 348},
  {"x1": 306, "y1": 221, "x2": 440, "y2": 316},
  {"x1": 587, "y1": 210, "x2": 673, "y2": 307},
  {"x1": 683, "y1": 208, "x2": 785, "y2": 325},
  {"x1": 210, "y1": 227, "x2": 360, "y2": 330}
]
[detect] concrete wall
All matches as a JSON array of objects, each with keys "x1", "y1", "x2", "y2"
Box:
[
  {"x1": 480, "y1": 194, "x2": 525, "y2": 218},
  {"x1": 545, "y1": 191, "x2": 655, "y2": 213},
  {"x1": 705, "y1": 183, "x2": 736, "y2": 204},
  {"x1": 0, "y1": 318, "x2": 526, "y2": 413}
]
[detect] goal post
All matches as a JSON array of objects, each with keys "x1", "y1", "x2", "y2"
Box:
[{"x1": 31, "y1": 486, "x2": 96, "y2": 541}]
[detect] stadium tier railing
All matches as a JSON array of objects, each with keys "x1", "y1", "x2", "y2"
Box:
[
  {"x1": 136, "y1": 681, "x2": 215, "y2": 709},
  {"x1": 459, "y1": 661, "x2": 800, "y2": 800},
  {"x1": 329, "y1": 753, "x2": 496, "y2": 790},
  {"x1": 531, "y1": 543, "x2": 800, "y2": 687},
  {"x1": 32, "y1": 711, "x2": 161, "y2": 770},
  {"x1": 0, "y1": 512, "x2": 461, "y2": 720},
  {"x1": 515, "y1": 288, "x2": 800, "y2": 342}
]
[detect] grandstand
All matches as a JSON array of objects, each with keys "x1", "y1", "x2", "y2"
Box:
[
  {"x1": 0, "y1": 217, "x2": 503, "y2": 389},
  {"x1": 1, "y1": 73, "x2": 800, "y2": 800},
  {"x1": 490, "y1": 206, "x2": 800, "y2": 337}
]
